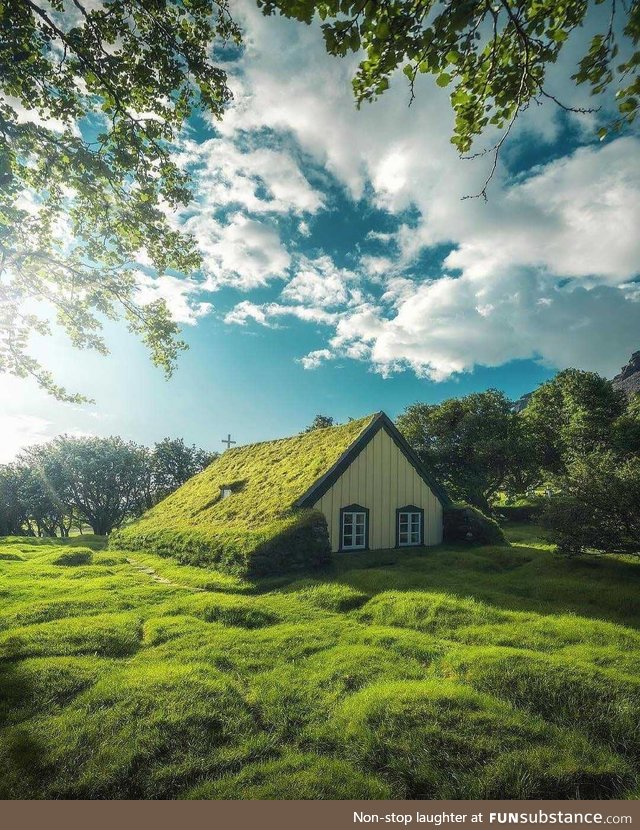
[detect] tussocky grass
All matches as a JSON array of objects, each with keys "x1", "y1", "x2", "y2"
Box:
[{"x1": 0, "y1": 525, "x2": 639, "y2": 799}]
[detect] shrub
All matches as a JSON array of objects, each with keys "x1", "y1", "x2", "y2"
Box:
[
  {"x1": 542, "y1": 452, "x2": 640, "y2": 557},
  {"x1": 443, "y1": 504, "x2": 506, "y2": 545},
  {"x1": 495, "y1": 503, "x2": 543, "y2": 523}
]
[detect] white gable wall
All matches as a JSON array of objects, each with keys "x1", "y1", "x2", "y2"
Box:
[{"x1": 312, "y1": 427, "x2": 443, "y2": 552}]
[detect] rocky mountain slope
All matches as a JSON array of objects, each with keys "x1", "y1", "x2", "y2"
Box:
[{"x1": 611, "y1": 351, "x2": 640, "y2": 399}]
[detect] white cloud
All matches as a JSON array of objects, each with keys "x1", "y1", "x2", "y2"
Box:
[
  {"x1": 178, "y1": 137, "x2": 323, "y2": 216},
  {"x1": 135, "y1": 273, "x2": 213, "y2": 325},
  {"x1": 329, "y1": 273, "x2": 640, "y2": 381},
  {"x1": 298, "y1": 349, "x2": 334, "y2": 370},
  {"x1": 281, "y1": 256, "x2": 362, "y2": 307},
  {"x1": 184, "y1": 212, "x2": 291, "y2": 291},
  {"x1": 224, "y1": 299, "x2": 336, "y2": 327},
  {"x1": 209, "y1": 4, "x2": 640, "y2": 380}
]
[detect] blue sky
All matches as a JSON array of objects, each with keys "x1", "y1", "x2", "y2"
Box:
[{"x1": 1, "y1": 1, "x2": 639, "y2": 461}]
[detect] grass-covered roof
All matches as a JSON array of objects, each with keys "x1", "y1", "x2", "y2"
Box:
[{"x1": 110, "y1": 414, "x2": 378, "y2": 574}]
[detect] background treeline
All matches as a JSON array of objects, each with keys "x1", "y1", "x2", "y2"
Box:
[
  {"x1": 395, "y1": 369, "x2": 640, "y2": 557},
  {"x1": 0, "y1": 437, "x2": 215, "y2": 537}
]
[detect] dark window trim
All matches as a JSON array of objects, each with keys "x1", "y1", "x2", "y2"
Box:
[
  {"x1": 339, "y1": 503, "x2": 370, "y2": 552},
  {"x1": 295, "y1": 412, "x2": 450, "y2": 510},
  {"x1": 395, "y1": 504, "x2": 424, "y2": 548}
]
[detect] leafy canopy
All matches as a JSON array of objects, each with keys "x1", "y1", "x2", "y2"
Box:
[
  {"x1": 259, "y1": 0, "x2": 640, "y2": 196},
  {"x1": 0, "y1": 434, "x2": 214, "y2": 537},
  {"x1": 396, "y1": 389, "x2": 540, "y2": 511},
  {"x1": 0, "y1": 0, "x2": 240, "y2": 401},
  {"x1": 523, "y1": 369, "x2": 627, "y2": 475},
  {"x1": 304, "y1": 414, "x2": 336, "y2": 432}
]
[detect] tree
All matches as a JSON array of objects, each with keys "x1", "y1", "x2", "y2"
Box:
[
  {"x1": 523, "y1": 369, "x2": 626, "y2": 475},
  {"x1": 397, "y1": 389, "x2": 539, "y2": 511},
  {"x1": 148, "y1": 438, "x2": 215, "y2": 507},
  {"x1": 304, "y1": 414, "x2": 336, "y2": 432},
  {"x1": 542, "y1": 451, "x2": 640, "y2": 556},
  {"x1": 259, "y1": 0, "x2": 640, "y2": 197},
  {"x1": 612, "y1": 392, "x2": 640, "y2": 458},
  {"x1": 32, "y1": 435, "x2": 148, "y2": 535},
  {"x1": 1, "y1": 0, "x2": 241, "y2": 401},
  {"x1": 0, "y1": 464, "x2": 30, "y2": 536}
]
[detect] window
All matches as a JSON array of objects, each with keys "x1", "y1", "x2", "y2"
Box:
[
  {"x1": 340, "y1": 504, "x2": 369, "y2": 550},
  {"x1": 221, "y1": 488, "x2": 232, "y2": 500},
  {"x1": 397, "y1": 506, "x2": 423, "y2": 547}
]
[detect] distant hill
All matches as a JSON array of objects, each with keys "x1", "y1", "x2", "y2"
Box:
[{"x1": 512, "y1": 349, "x2": 640, "y2": 412}]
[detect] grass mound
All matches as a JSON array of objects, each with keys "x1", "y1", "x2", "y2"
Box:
[
  {"x1": 327, "y1": 680, "x2": 633, "y2": 799},
  {"x1": 184, "y1": 753, "x2": 392, "y2": 799},
  {"x1": 51, "y1": 549, "x2": 94, "y2": 567},
  {"x1": 442, "y1": 646, "x2": 640, "y2": 762},
  {"x1": 285, "y1": 580, "x2": 369, "y2": 612},
  {"x1": 0, "y1": 613, "x2": 142, "y2": 661},
  {"x1": 110, "y1": 415, "x2": 378, "y2": 576},
  {"x1": 1, "y1": 526, "x2": 639, "y2": 800},
  {"x1": 358, "y1": 590, "x2": 513, "y2": 634}
]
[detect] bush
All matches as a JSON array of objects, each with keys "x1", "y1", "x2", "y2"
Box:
[
  {"x1": 541, "y1": 453, "x2": 640, "y2": 556},
  {"x1": 443, "y1": 504, "x2": 507, "y2": 545}
]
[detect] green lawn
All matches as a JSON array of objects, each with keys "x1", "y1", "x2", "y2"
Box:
[{"x1": 1, "y1": 526, "x2": 639, "y2": 800}]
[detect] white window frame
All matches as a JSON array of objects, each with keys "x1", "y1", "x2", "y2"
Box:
[
  {"x1": 341, "y1": 508, "x2": 367, "y2": 551},
  {"x1": 221, "y1": 488, "x2": 232, "y2": 500},
  {"x1": 398, "y1": 510, "x2": 422, "y2": 547}
]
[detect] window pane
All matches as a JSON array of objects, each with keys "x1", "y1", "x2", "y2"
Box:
[{"x1": 343, "y1": 510, "x2": 367, "y2": 548}]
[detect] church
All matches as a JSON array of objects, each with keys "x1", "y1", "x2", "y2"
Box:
[
  {"x1": 111, "y1": 412, "x2": 450, "y2": 575},
  {"x1": 294, "y1": 412, "x2": 449, "y2": 552}
]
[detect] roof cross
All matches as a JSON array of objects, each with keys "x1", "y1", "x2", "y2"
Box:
[{"x1": 221, "y1": 433, "x2": 236, "y2": 450}]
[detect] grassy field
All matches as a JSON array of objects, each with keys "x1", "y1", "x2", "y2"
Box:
[{"x1": 1, "y1": 526, "x2": 639, "y2": 800}]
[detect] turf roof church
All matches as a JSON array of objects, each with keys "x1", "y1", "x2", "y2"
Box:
[
  {"x1": 113, "y1": 412, "x2": 449, "y2": 575},
  {"x1": 295, "y1": 413, "x2": 449, "y2": 552}
]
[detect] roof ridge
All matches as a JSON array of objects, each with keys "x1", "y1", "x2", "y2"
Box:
[{"x1": 222, "y1": 412, "x2": 379, "y2": 453}]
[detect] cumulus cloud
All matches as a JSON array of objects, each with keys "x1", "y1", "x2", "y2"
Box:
[
  {"x1": 281, "y1": 256, "x2": 362, "y2": 307},
  {"x1": 183, "y1": 212, "x2": 291, "y2": 291},
  {"x1": 213, "y1": 3, "x2": 639, "y2": 380},
  {"x1": 298, "y1": 349, "x2": 334, "y2": 370},
  {"x1": 329, "y1": 273, "x2": 640, "y2": 381},
  {"x1": 135, "y1": 273, "x2": 213, "y2": 325},
  {"x1": 178, "y1": 137, "x2": 323, "y2": 216},
  {"x1": 224, "y1": 299, "x2": 336, "y2": 327}
]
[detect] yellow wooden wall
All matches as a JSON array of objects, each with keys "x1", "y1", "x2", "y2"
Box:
[{"x1": 313, "y1": 427, "x2": 443, "y2": 552}]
